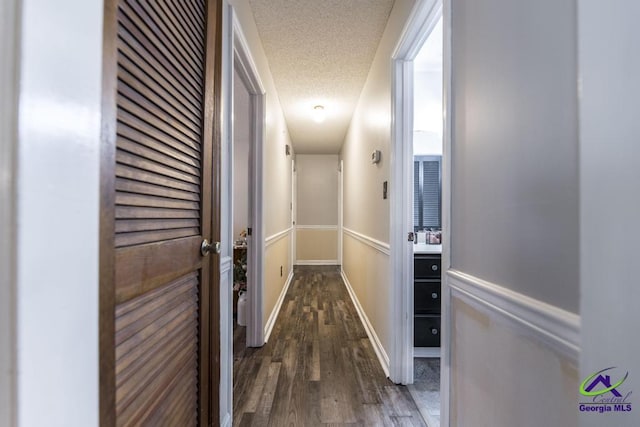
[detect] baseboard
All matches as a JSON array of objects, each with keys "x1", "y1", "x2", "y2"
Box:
[
  {"x1": 295, "y1": 260, "x2": 338, "y2": 266},
  {"x1": 340, "y1": 270, "x2": 390, "y2": 377},
  {"x1": 263, "y1": 269, "x2": 294, "y2": 343},
  {"x1": 447, "y1": 269, "x2": 580, "y2": 361},
  {"x1": 414, "y1": 347, "x2": 440, "y2": 358}
]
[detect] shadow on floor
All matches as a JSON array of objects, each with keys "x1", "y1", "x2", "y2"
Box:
[{"x1": 408, "y1": 358, "x2": 440, "y2": 427}]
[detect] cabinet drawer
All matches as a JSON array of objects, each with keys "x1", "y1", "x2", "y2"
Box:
[
  {"x1": 414, "y1": 315, "x2": 441, "y2": 347},
  {"x1": 414, "y1": 255, "x2": 441, "y2": 279},
  {"x1": 415, "y1": 280, "x2": 441, "y2": 314}
]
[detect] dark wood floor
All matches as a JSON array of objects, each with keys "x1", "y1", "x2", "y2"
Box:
[{"x1": 233, "y1": 266, "x2": 426, "y2": 426}]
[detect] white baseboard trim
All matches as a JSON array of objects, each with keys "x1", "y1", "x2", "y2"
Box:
[
  {"x1": 414, "y1": 347, "x2": 440, "y2": 358},
  {"x1": 447, "y1": 269, "x2": 580, "y2": 360},
  {"x1": 340, "y1": 269, "x2": 390, "y2": 377},
  {"x1": 296, "y1": 260, "x2": 338, "y2": 266},
  {"x1": 343, "y1": 227, "x2": 390, "y2": 256},
  {"x1": 264, "y1": 269, "x2": 294, "y2": 343}
]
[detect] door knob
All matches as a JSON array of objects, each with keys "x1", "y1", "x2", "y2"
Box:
[{"x1": 201, "y1": 239, "x2": 220, "y2": 256}]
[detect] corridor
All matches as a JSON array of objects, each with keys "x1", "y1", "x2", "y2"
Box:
[{"x1": 232, "y1": 266, "x2": 425, "y2": 426}]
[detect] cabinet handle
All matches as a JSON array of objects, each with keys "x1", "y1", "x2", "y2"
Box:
[
  {"x1": 431, "y1": 264, "x2": 438, "y2": 271},
  {"x1": 431, "y1": 328, "x2": 439, "y2": 335},
  {"x1": 431, "y1": 292, "x2": 438, "y2": 299}
]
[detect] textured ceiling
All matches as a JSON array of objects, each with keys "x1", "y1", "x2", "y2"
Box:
[{"x1": 249, "y1": 0, "x2": 395, "y2": 154}]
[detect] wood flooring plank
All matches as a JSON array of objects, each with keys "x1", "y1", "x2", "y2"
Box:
[
  {"x1": 250, "y1": 362, "x2": 281, "y2": 426},
  {"x1": 231, "y1": 266, "x2": 427, "y2": 427}
]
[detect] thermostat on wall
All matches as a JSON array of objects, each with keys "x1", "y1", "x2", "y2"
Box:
[{"x1": 371, "y1": 150, "x2": 381, "y2": 164}]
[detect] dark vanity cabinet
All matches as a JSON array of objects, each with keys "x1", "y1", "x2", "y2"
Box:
[{"x1": 414, "y1": 254, "x2": 441, "y2": 347}]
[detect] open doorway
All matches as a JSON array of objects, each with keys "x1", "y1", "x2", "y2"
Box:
[
  {"x1": 232, "y1": 67, "x2": 251, "y2": 347},
  {"x1": 390, "y1": 0, "x2": 446, "y2": 426},
  {"x1": 220, "y1": 6, "x2": 267, "y2": 424},
  {"x1": 408, "y1": 14, "x2": 443, "y2": 427}
]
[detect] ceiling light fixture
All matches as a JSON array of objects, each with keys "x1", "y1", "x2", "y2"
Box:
[{"x1": 313, "y1": 105, "x2": 325, "y2": 123}]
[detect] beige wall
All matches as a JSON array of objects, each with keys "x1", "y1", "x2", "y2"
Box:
[
  {"x1": 342, "y1": 233, "x2": 390, "y2": 353},
  {"x1": 339, "y1": 0, "x2": 417, "y2": 359},
  {"x1": 230, "y1": 0, "x2": 294, "y2": 326},
  {"x1": 450, "y1": 297, "x2": 578, "y2": 427},
  {"x1": 295, "y1": 154, "x2": 339, "y2": 263},
  {"x1": 264, "y1": 234, "x2": 292, "y2": 326},
  {"x1": 296, "y1": 228, "x2": 338, "y2": 262},
  {"x1": 296, "y1": 154, "x2": 338, "y2": 226}
]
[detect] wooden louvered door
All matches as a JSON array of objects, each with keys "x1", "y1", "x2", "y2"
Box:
[{"x1": 100, "y1": 0, "x2": 221, "y2": 426}]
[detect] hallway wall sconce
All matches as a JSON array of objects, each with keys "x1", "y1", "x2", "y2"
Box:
[
  {"x1": 285, "y1": 144, "x2": 290, "y2": 156},
  {"x1": 312, "y1": 105, "x2": 325, "y2": 123}
]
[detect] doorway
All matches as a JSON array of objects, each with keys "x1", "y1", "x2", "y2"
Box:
[
  {"x1": 220, "y1": 4, "x2": 267, "y2": 424},
  {"x1": 390, "y1": 0, "x2": 448, "y2": 426}
]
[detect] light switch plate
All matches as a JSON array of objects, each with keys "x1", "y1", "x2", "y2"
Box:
[{"x1": 371, "y1": 150, "x2": 381, "y2": 164}]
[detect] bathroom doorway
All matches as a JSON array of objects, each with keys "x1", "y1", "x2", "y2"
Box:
[{"x1": 390, "y1": 0, "x2": 447, "y2": 425}]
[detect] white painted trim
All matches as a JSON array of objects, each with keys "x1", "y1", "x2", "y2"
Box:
[
  {"x1": 295, "y1": 225, "x2": 338, "y2": 230},
  {"x1": 292, "y1": 160, "x2": 297, "y2": 268},
  {"x1": 447, "y1": 270, "x2": 581, "y2": 360},
  {"x1": 341, "y1": 270, "x2": 390, "y2": 377},
  {"x1": 440, "y1": 1, "x2": 453, "y2": 426},
  {"x1": 389, "y1": 0, "x2": 443, "y2": 398},
  {"x1": 265, "y1": 227, "x2": 292, "y2": 247},
  {"x1": 414, "y1": 347, "x2": 441, "y2": 358},
  {"x1": 232, "y1": 9, "x2": 267, "y2": 350},
  {"x1": 343, "y1": 227, "x2": 390, "y2": 256},
  {"x1": 290, "y1": 159, "x2": 296, "y2": 271},
  {"x1": 295, "y1": 260, "x2": 338, "y2": 266},
  {"x1": 338, "y1": 160, "x2": 343, "y2": 265},
  {"x1": 0, "y1": 0, "x2": 19, "y2": 423},
  {"x1": 264, "y1": 270, "x2": 294, "y2": 343},
  {"x1": 220, "y1": 413, "x2": 231, "y2": 427},
  {"x1": 220, "y1": 256, "x2": 233, "y2": 274},
  {"x1": 219, "y1": 5, "x2": 234, "y2": 425},
  {"x1": 221, "y1": 3, "x2": 268, "y2": 424}
]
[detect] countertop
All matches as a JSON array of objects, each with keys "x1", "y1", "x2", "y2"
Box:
[{"x1": 413, "y1": 243, "x2": 442, "y2": 254}]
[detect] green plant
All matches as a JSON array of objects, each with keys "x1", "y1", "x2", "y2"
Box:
[{"x1": 233, "y1": 250, "x2": 247, "y2": 292}]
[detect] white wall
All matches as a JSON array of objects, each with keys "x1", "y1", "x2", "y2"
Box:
[
  {"x1": 233, "y1": 68, "x2": 250, "y2": 240},
  {"x1": 448, "y1": 0, "x2": 579, "y2": 425},
  {"x1": 579, "y1": 1, "x2": 640, "y2": 425},
  {"x1": 450, "y1": 0, "x2": 579, "y2": 313},
  {"x1": 15, "y1": 0, "x2": 102, "y2": 425},
  {"x1": 340, "y1": 0, "x2": 417, "y2": 364}
]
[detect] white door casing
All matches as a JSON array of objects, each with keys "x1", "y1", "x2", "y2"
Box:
[
  {"x1": 389, "y1": 0, "x2": 449, "y2": 425},
  {"x1": 221, "y1": 3, "x2": 267, "y2": 425}
]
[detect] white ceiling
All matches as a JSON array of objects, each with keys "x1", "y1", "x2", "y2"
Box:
[{"x1": 249, "y1": 0, "x2": 396, "y2": 154}]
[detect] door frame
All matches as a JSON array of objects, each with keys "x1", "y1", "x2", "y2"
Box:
[
  {"x1": 291, "y1": 158, "x2": 297, "y2": 267},
  {"x1": 219, "y1": 3, "x2": 266, "y2": 424},
  {"x1": 389, "y1": 0, "x2": 450, "y2": 424},
  {"x1": 224, "y1": 1, "x2": 266, "y2": 348},
  {"x1": 338, "y1": 160, "x2": 343, "y2": 266},
  {"x1": 0, "y1": 0, "x2": 20, "y2": 422}
]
